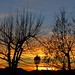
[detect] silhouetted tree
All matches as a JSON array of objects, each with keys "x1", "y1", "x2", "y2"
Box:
[
  {"x1": 0, "y1": 10, "x2": 43, "y2": 74},
  {"x1": 52, "y1": 9, "x2": 75, "y2": 70}
]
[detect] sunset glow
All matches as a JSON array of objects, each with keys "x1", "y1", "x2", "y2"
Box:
[
  {"x1": 0, "y1": 1, "x2": 75, "y2": 75},
  {"x1": 38, "y1": 67, "x2": 58, "y2": 71}
]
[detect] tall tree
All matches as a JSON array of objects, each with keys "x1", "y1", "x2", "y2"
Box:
[
  {"x1": 52, "y1": 10, "x2": 75, "y2": 70},
  {"x1": 0, "y1": 10, "x2": 43, "y2": 74}
]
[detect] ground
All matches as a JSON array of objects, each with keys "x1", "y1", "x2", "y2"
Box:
[{"x1": 0, "y1": 68, "x2": 75, "y2": 75}]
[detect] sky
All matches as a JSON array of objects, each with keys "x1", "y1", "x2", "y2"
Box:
[{"x1": 0, "y1": 0, "x2": 75, "y2": 28}]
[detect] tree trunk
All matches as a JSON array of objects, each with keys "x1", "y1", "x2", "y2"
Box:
[
  {"x1": 67, "y1": 53, "x2": 71, "y2": 70},
  {"x1": 8, "y1": 43, "x2": 11, "y2": 68},
  {"x1": 9, "y1": 62, "x2": 17, "y2": 75},
  {"x1": 11, "y1": 47, "x2": 23, "y2": 75}
]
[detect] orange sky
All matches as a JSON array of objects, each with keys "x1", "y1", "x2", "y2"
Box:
[{"x1": 0, "y1": 44, "x2": 75, "y2": 71}]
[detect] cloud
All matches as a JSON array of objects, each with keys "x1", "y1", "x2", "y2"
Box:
[{"x1": 0, "y1": 13, "x2": 9, "y2": 18}]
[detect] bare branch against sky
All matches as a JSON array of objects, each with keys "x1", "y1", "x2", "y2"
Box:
[{"x1": 0, "y1": 0, "x2": 75, "y2": 27}]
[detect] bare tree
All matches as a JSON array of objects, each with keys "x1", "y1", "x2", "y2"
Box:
[
  {"x1": 52, "y1": 10, "x2": 75, "y2": 70},
  {"x1": 39, "y1": 37, "x2": 63, "y2": 70},
  {"x1": 0, "y1": 10, "x2": 43, "y2": 74}
]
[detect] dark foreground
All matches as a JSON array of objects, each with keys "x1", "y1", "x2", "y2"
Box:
[{"x1": 0, "y1": 68, "x2": 75, "y2": 75}]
